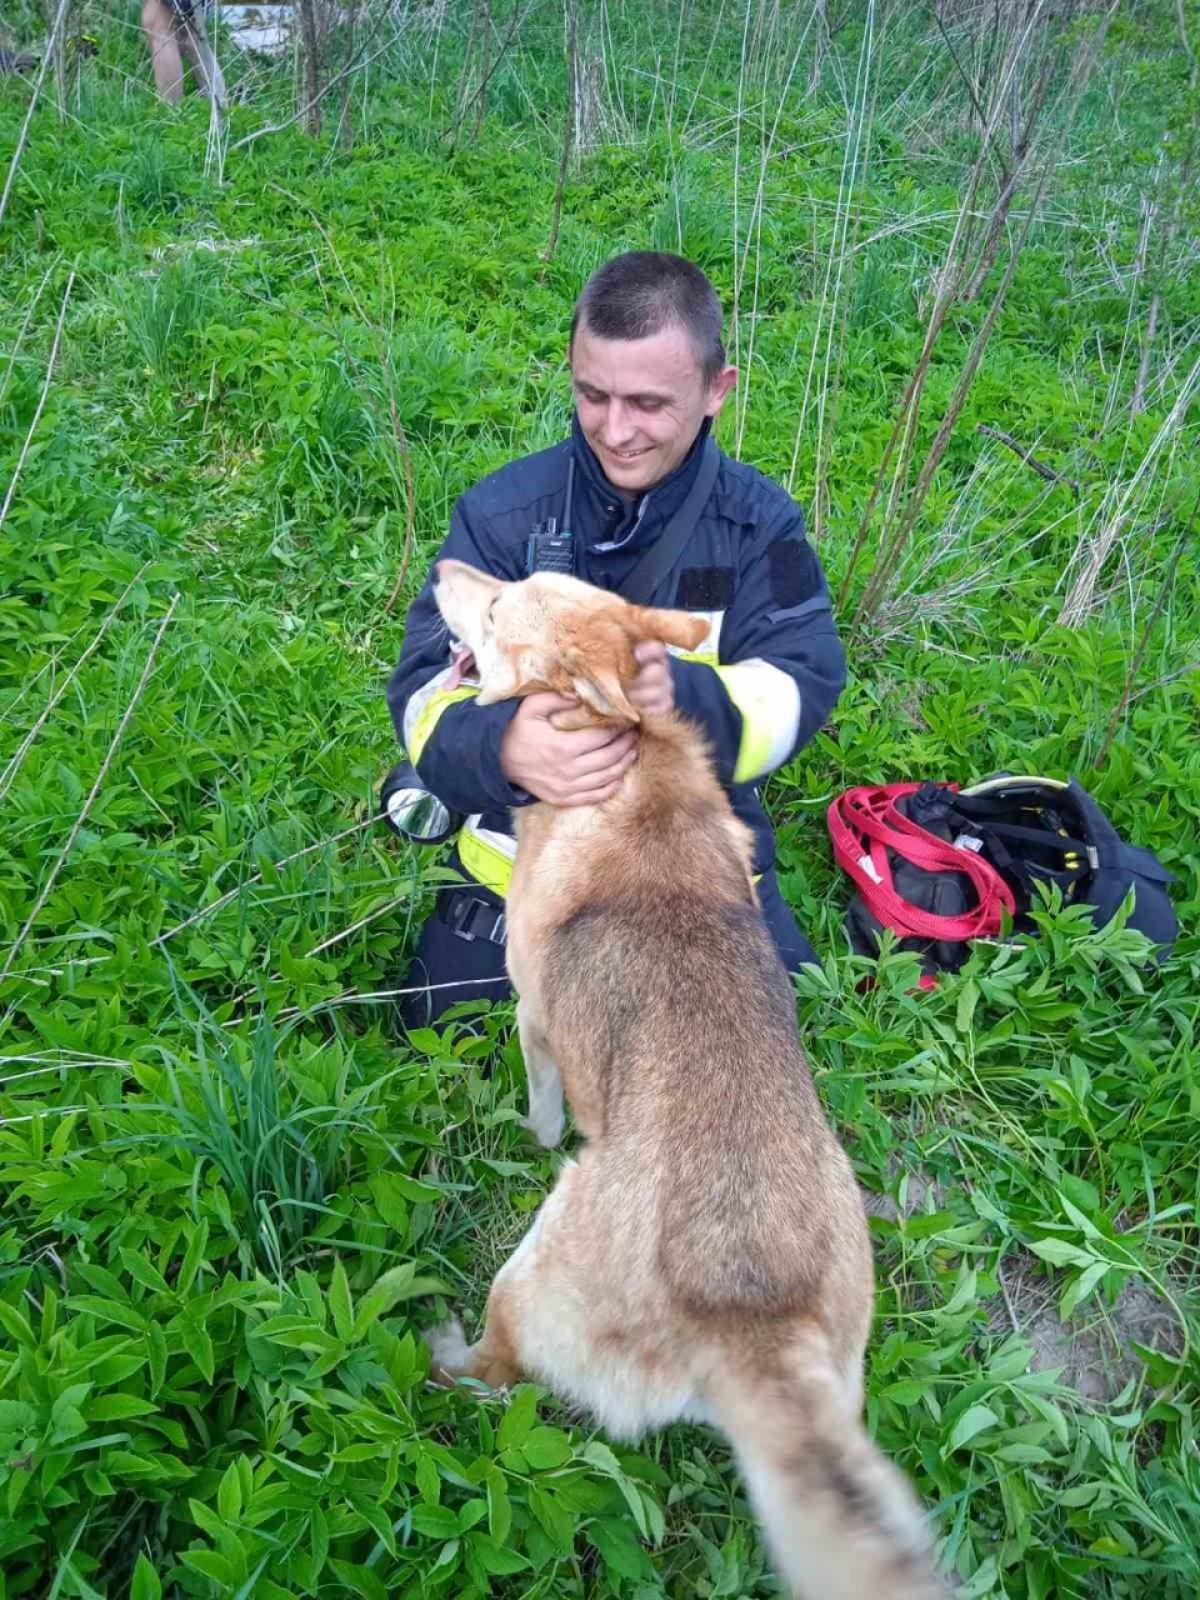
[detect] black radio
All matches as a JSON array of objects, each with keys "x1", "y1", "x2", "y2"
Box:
[
  {"x1": 526, "y1": 516, "x2": 575, "y2": 577},
  {"x1": 526, "y1": 457, "x2": 577, "y2": 578}
]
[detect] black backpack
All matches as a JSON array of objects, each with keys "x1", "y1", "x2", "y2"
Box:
[{"x1": 828, "y1": 774, "x2": 1177, "y2": 977}]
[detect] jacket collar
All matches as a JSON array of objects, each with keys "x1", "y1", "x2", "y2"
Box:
[{"x1": 569, "y1": 413, "x2": 714, "y2": 554}]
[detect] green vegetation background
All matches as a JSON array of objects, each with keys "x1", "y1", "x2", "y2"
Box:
[{"x1": 1, "y1": 2, "x2": 1198, "y2": 1596}]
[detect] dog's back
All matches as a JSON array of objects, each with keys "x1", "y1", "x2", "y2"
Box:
[{"x1": 543, "y1": 885, "x2": 865, "y2": 1324}]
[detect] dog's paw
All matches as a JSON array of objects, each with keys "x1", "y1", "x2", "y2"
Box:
[{"x1": 426, "y1": 1316, "x2": 472, "y2": 1385}]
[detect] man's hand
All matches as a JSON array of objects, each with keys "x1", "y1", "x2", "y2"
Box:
[
  {"x1": 501, "y1": 693, "x2": 638, "y2": 806},
  {"x1": 628, "y1": 641, "x2": 675, "y2": 718}
]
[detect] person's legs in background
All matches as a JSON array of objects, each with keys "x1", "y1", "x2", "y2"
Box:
[
  {"x1": 178, "y1": 9, "x2": 226, "y2": 105},
  {"x1": 141, "y1": 0, "x2": 186, "y2": 102}
]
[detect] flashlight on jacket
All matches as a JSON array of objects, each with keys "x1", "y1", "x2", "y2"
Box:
[{"x1": 380, "y1": 760, "x2": 462, "y2": 845}]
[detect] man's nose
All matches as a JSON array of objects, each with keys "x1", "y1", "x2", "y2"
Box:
[{"x1": 603, "y1": 398, "x2": 635, "y2": 441}]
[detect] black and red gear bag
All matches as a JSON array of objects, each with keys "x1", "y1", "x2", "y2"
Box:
[{"x1": 827, "y1": 774, "x2": 1176, "y2": 979}]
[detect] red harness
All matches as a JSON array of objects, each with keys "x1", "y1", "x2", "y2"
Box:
[{"x1": 826, "y1": 783, "x2": 1016, "y2": 944}]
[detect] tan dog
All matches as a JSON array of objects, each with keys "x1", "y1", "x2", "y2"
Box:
[{"x1": 426, "y1": 559, "x2": 943, "y2": 1599}]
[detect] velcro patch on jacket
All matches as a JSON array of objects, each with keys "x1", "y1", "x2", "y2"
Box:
[
  {"x1": 676, "y1": 566, "x2": 735, "y2": 610},
  {"x1": 767, "y1": 538, "x2": 820, "y2": 607}
]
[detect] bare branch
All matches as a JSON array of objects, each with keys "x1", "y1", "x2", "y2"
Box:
[
  {"x1": 975, "y1": 424, "x2": 1079, "y2": 494},
  {"x1": 0, "y1": 269, "x2": 75, "y2": 536},
  {"x1": 152, "y1": 816, "x2": 380, "y2": 948},
  {"x1": 228, "y1": 7, "x2": 399, "y2": 155},
  {"x1": 1, "y1": 596, "x2": 180, "y2": 986},
  {"x1": 0, "y1": 562, "x2": 150, "y2": 803},
  {"x1": 539, "y1": 0, "x2": 578, "y2": 282},
  {"x1": 0, "y1": 0, "x2": 70, "y2": 229}
]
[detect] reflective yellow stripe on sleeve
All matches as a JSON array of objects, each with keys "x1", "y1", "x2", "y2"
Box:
[
  {"x1": 711, "y1": 659, "x2": 802, "y2": 784},
  {"x1": 403, "y1": 665, "x2": 479, "y2": 763},
  {"x1": 458, "y1": 817, "x2": 518, "y2": 898}
]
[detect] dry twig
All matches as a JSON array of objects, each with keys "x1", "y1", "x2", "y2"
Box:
[
  {"x1": 0, "y1": 563, "x2": 150, "y2": 804},
  {"x1": 976, "y1": 424, "x2": 1079, "y2": 494},
  {"x1": 0, "y1": 270, "x2": 75, "y2": 536},
  {"x1": 1, "y1": 596, "x2": 180, "y2": 987},
  {"x1": 1095, "y1": 499, "x2": 1195, "y2": 768},
  {"x1": 540, "y1": 0, "x2": 579, "y2": 282},
  {"x1": 0, "y1": 0, "x2": 71, "y2": 229}
]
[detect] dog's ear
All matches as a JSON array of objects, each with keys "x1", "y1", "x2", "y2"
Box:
[
  {"x1": 568, "y1": 661, "x2": 640, "y2": 722},
  {"x1": 552, "y1": 616, "x2": 641, "y2": 723},
  {"x1": 629, "y1": 605, "x2": 711, "y2": 654}
]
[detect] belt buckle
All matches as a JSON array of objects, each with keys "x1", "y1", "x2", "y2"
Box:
[
  {"x1": 450, "y1": 895, "x2": 481, "y2": 941},
  {"x1": 450, "y1": 895, "x2": 507, "y2": 945}
]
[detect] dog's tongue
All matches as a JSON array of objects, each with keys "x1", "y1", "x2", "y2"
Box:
[{"x1": 445, "y1": 645, "x2": 476, "y2": 691}]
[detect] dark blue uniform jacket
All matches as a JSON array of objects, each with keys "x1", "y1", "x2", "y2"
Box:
[{"x1": 388, "y1": 417, "x2": 846, "y2": 883}]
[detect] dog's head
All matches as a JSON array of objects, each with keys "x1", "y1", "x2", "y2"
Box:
[{"x1": 432, "y1": 561, "x2": 710, "y2": 722}]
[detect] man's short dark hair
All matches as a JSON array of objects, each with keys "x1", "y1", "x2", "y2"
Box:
[{"x1": 570, "y1": 251, "x2": 726, "y2": 384}]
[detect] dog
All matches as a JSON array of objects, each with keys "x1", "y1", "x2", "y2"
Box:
[{"x1": 425, "y1": 559, "x2": 943, "y2": 1599}]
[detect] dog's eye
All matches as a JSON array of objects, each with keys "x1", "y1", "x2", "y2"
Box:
[{"x1": 486, "y1": 597, "x2": 499, "y2": 625}]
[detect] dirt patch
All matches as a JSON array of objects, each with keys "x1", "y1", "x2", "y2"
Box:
[{"x1": 992, "y1": 1253, "x2": 1184, "y2": 1404}]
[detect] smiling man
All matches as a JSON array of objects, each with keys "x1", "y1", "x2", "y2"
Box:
[{"x1": 387, "y1": 252, "x2": 846, "y2": 1026}]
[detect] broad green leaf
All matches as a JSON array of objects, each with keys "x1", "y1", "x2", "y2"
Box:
[
  {"x1": 523, "y1": 1425, "x2": 573, "y2": 1470},
  {"x1": 487, "y1": 1471, "x2": 512, "y2": 1545},
  {"x1": 947, "y1": 1404, "x2": 1000, "y2": 1453},
  {"x1": 497, "y1": 1383, "x2": 539, "y2": 1451},
  {"x1": 352, "y1": 1263, "x2": 449, "y2": 1337},
  {"x1": 0, "y1": 1400, "x2": 39, "y2": 1437},
  {"x1": 1027, "y1": 1237, "x2": 1095, "y2": 1270},
  {"x1": 180, "y1": 1320, "x2": 215, "y2": 1384},
  {"x1": 588, "y1": 1517, "x2": 655, "y2": 1582},
  {"x1": 466, "y1": 1532, "x2": 528, "y2": 1575},
  {"x1": 329, "y1": 1258, "x2": 354, "y2": 1344},
  {"x1": 119, "y1": 1247, "x2": 171, "y2": 1297},
  {"x1": 416, "y1": 1451, "x2": 441, "y2": 1507},
  {"x1": 131, "y1": 1554, "x2": 162, "y2": 1600},
  {"x1": 411, "y1": 1504, "x2": 460, "y2": 1539},
  {"x1": 217, "y1": 1459, "x2": 243, "y2": 1521},
  {"x1": 1060, "y1": 1259, "x2": 1110, "y2": 1321},
  {"x1": 86, "y1": 1395, "x2": 157, "y2": 1422}
]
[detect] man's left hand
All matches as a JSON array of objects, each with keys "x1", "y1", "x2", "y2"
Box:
[{"x1": 628, "y1": 641, "x2": 675, "y2": 718}]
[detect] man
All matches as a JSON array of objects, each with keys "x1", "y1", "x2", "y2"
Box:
[
  {"x1": 141, "y1": 0, "x2": 226, "y2": 107},
  {"x1": 388, "y1": 252, "x2": 845, "y2": 1027}
]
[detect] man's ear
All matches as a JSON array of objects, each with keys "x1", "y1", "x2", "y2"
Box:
[{"x1": 630, "y1": 605, "x2": 711, "y2": 654}]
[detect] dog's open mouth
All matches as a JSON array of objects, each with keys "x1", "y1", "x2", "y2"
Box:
[{"x1": 445, "y1": 641, "x2": 478, "y2": 691}]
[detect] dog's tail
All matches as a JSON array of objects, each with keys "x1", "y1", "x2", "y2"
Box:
[{"x1": 709, "y1": 1336, "x2": 944, "y2": 1600}]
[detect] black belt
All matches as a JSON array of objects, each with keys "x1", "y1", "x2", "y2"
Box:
[{"x1": 441, "y1": 889, "x2": 507, "y2": 945}]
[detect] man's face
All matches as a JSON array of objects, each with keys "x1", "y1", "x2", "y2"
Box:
[{"x1": 569, "y1": 320, "x2": 737, "y2": 495}]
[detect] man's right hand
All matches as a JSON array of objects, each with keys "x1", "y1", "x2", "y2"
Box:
[{"x1": 500, "y1": 693, "x2": 638, "y2": 806}]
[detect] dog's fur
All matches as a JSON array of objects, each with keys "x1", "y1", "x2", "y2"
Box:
[{"x1": 427, "y1": 559, "x2": 943, "y2": 1599}]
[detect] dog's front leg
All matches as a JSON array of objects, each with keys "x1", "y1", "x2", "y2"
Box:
[
  {"x1": 517, "y1": 998, "x2": 564, "y2": 1148},
  {"x1": 429, "y1": 1208, "x2": 549, "y2": 1391}
]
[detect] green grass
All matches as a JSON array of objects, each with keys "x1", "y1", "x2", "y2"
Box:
[{"x1": 1, "y1": 2, "x2": 1199, "y2": 1596}]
